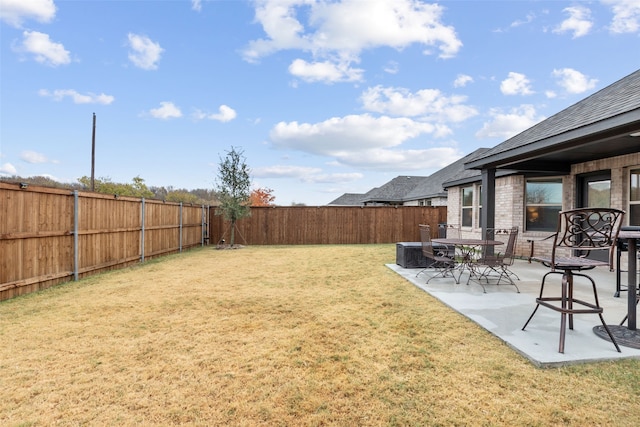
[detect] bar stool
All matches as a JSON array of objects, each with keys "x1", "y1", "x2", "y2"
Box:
[{"x1": 522, "y1": 208, "x2": 625, "y2": 353}]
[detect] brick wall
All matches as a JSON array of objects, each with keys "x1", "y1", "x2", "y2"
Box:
[{"x1": 444, "y1": 152, "x2": 640, "y2": 260}]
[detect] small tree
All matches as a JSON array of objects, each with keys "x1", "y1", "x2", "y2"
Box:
[
  {"x1": 249, "y1": 187, "x2": 276, "y2": 206},
  {"x1": 215, "y1": 147, "x2": 251, "y2": 246}
]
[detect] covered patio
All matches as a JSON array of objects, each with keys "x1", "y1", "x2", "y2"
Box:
[{"x1": 388, "y1": 259, "x2": 640, "y2": 367}]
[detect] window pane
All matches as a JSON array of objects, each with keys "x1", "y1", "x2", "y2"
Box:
[
  {"x1": 526, "y1": 206, "x2": 561, "y2": 231},
  {"x1": 587, "y1": 180, "x2": 610, "y2": 208},
  {"x1": 462, "y1": 208, "x2": 472, "y2": 227},
  {"x1": 630, "y1": 205, "x2": 640, "y2": 226},
  {"x1": 462, "y1": 187, "x2": 473, "y2": 206},
  {"x1": 631, "y1": 170, "x2": 640, "y2": 202},
  {"x1": 526, "y1": 181, "x2": 562, "y2": 204}
]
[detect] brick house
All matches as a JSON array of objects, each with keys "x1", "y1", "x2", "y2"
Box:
[{"x1": 443, "y1": 69, "x2": 640, "y2": 258}]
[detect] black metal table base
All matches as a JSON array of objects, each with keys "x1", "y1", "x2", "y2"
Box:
[{"x1": 593, "y1": 325, "x2": 640, "y2": 349}]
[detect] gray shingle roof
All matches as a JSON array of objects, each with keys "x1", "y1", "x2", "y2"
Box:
[
  {"x1": 405, "y1": 148, "x2": 490, "y2": 198},
  {"x1": 468, "y1": 69, "x2": 640, "y2": 169},
  {"x1": 327, "y1": 193, "x2": 366, "y2": 206},
  {"x1": 362, "y1": 176, "x2": 428, "y2": 203}
]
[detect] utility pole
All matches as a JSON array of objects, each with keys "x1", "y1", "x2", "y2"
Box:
[{"x1": 91, "y1": 113, "x2": 96, "y2": 192}]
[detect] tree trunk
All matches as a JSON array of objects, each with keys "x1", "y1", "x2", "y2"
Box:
[{"x1": 230, "y1": 220, "x2": 236, "y2": 246}]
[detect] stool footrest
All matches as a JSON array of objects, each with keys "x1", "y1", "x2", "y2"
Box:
[{"x1": 536, "y1": 297, "x2": 603, "y2": 314}]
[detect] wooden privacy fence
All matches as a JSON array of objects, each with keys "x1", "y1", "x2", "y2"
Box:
[
  {"x1": 210, "y1": 205, "x2": 447, "y2": 245},
  {"x1": 0, "y1": 182, "x2": 208, "y2": 302}
]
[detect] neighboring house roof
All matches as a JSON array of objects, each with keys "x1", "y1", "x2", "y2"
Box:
[
  {"x1": 405, "y1": 148, "x2": 491, "y2": 197},
  {"x1": 362, "y1": 176, "x2": 428, "y2": 204},
  {"x1": 327, "y1": 193, "x2": 367, "y2": 206},
  {"x1": 466, "y1": 68, "x2": 640, "y2": 172},
  {"x1": 340, "y1": 149, "x2": 494, "y2": 203}
]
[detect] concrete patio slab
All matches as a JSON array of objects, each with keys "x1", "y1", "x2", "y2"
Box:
[{"x1": 387, "y1": 259, "x2": 640, "y2": 367}]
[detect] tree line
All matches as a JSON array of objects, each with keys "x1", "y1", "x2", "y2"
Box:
[{"x1": 1, "y1": 174, "x2": 221, "y2": 205}]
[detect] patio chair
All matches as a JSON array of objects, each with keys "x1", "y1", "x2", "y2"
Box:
[
  {"x1": 417, "y1": 224, "x2": 456, "y2": 283},
  {"x1": 467, "y1": 227, "x2": 520, "y2": 293},
  {"x1": 437, "y1": 223, "x2": 460, "y2": 262},
  {"x1": 438, "y1": 223, "x2": 461, "y2": 239},
  {"x1": 522, "y1": 208, "x2": 625, "y2": 353}
]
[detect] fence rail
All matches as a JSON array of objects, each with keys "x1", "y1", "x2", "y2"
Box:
[
  {"x1": 0, "y1": 182, "x2": 208, "y2": 301},
  {"x1": 2, "y1": 181, "x2": 447, "y2": 301},
  {"x1": 209, "y1": 205, "x2": 447, "y2": 245}
]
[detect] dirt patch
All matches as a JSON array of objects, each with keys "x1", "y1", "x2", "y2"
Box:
[{"x1": 215, "y1": 244, "x2": 245, "y2": 250}]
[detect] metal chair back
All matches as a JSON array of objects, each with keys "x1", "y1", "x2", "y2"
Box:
[
  {"x1": 484, "y1": 227, "x2": 518, "y2": 265},
  {"x1": 551, "y1": 208, "x2": 625, "y2": 269},
  {"x1": 419, "y1": 224, "x2": 435, "y2": 259}
]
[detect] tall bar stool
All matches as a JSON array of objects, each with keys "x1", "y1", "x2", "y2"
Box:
[{"x1": 522, "y1": 208, "x2": 625, "y2": 353}]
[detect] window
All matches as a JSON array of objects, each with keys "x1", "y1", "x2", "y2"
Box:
[
  {"x1": 525, "y1": 178, "x2": 562, "y2": 231},
  {"x1": 461, "y1": 186, "x2": 473, "y2": 227},
  {"x1": 631, "y1": 169, "x2": 640, "y2": 225},
  {"x1": 478, "y1": 185, "x2": 482, "y2": 227}
]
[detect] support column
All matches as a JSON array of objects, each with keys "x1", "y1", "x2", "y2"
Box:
[{"x1": 481, "y1": 168, "x2": 496, "y2": 239}]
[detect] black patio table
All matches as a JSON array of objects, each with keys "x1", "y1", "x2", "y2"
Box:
[{"x1": 594, "y1": 230, "x2": 640, "y2": 349}]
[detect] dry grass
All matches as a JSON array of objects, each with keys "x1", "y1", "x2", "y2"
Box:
[{"x1": 1, "y1": 245, "x2": 639, "y2": 426}]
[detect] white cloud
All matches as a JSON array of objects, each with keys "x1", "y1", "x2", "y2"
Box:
[
  {"x1": 500, "y1": 72, "x2": 534, "y2": 96},
  {"x1": 288, "y1": 58, "x2": 363, "y2": 83},
  {"x1": 553, "y1": 6, "x2": 593, "y2": 38},
  {"x1": 510, "y1": 12, "x2": 536, "y2": 29},
  {"x1": 329, "y1": 146, "x2": 462, "y2": 170},
  {"x1": 148, "y1": 102, "x2": 182, "y2": 120},
  {"x1": 191, "y1": 0, "x2": 202, "y2": 12},
  {"x1": 0, "y1": 163, "x2": 18, "y2": 175},
  {"x1": 253, "y1": 165, "x2": 363, "y2": 184},
  {"x1": 301, "y1": 172, "x2": 363, "y2": 184},
  {"x1": 271, "y1": 114, "x2": 437, "y2": 152},
  {"x1": 551, "y1": 68, "x2": 597, "y2": 94},
  {"x1": 453, "y1": 74, "x2": 473, "y2": 88},
  {"x1": 127, "y1": 33, "x2": 163, "y2": 70},
  {"x1": 15, "y1": 30, "x2": 70, "y2": 66},
  {"x1": 476, "y1": 105, "x2": 544, "y2": 140},
  {"x1": 253, "y1": 165, "x2": 323, "y2": 178},
  {"x1": 20, "y1": 150, "x2": 54, "y2": 164},
  {"x1": 193, "y1": 105, "x2": 237, "y2": 122},
  {"x1": 383, "y1": 61, "x2": 399, "y2": 75},
  {"x1": 269, "y1": 113, "x2": 462, "y2": 170},
  {"x1": 0, "y1": 0, "x2": 56, "y2": 27},
  {"x1": 603, "y1": 0, "x2": 640, "y2": 34},
  {"x1": 243, "y1": 0, "x2": 462, "y2": 83},
  {"x1": 39, "y1": 89, "x2": 115, "y2": 104},
  {"x1": 360, "y1": 86, "x2": 477, "y2": 126}
]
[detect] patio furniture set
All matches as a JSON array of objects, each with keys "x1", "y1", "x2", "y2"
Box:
[{"x1": 400, "y1": 208, "x2": 640, "y2": 354}]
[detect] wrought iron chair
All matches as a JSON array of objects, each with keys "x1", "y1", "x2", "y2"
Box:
[
  {"x1": 438, "y1": 223, "x2": 461, "y2": 239},
  {"x1": 437, "y1": 223, "x2": 460, "y2": 263},
  {"x1": 417, "y1": 224, "x2": 456, "y2": 283},
  {"x1": 468, "y1": 227, "x2": 520, "y2": 293},
  {"x1": 522, "y1": 208, "x2": 625, "y2": 353}
]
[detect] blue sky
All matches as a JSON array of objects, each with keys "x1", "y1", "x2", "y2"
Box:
[{"x1": 1, "y1": 0, "x2": 639, "y2": 205}]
